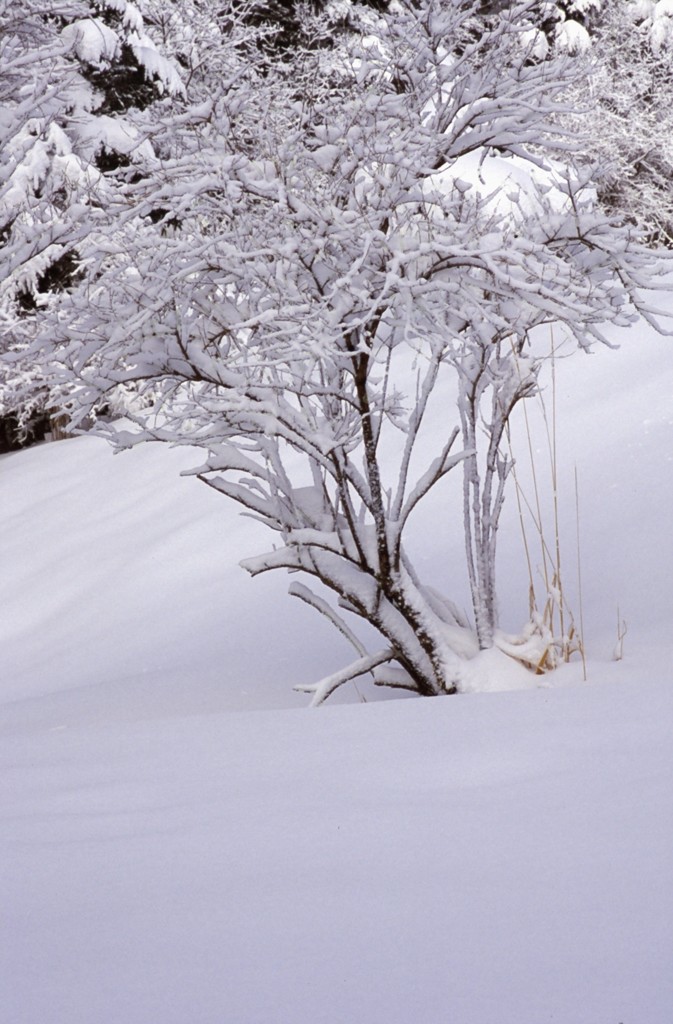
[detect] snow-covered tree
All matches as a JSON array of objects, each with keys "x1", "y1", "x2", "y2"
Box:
[
  {"x1": 562, "y1": 1, "x2": 673, "y2": 244},
  {"x1": 39, "y1": 0, "x2": 669, "y2": 701},
  {"x1": 497, "y1": 0, "x2": 673, "y2": 243},
  {"x1": 0, "y1": 0, "x2": 182, "y2": 446}
]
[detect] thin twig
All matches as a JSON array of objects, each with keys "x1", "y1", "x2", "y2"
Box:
[{"x1": 574, "y1": 464, "x2": 587, "y2": 681}]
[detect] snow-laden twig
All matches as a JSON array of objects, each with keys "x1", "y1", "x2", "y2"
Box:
[
  {"x1": 288, "y1": 582, "x2": 367, "y2": 658},
  {"x1": 294, "y1": 648, "x2": 397, "y2": 707}
]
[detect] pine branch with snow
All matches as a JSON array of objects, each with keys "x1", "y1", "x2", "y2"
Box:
[{"x1": 0, "y1": 0, "x2": 185, "y2": 443}]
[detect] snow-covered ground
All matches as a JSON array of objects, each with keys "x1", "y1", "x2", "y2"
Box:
[
  {"x1": 3, "y1": 677, "x2": 672, "y2": 1023},
  {"x1": 1, "y1": 317, "x2": 672, "y2": 1021}
]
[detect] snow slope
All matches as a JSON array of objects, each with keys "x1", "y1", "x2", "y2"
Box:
[{"x1": 1, "y1": 315, "x2": 672, "y2": 1021}]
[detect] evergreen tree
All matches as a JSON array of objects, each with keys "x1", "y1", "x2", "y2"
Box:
[
  {"x1": 0, "y1": 0, "x2": 182, "y2": 447},
  {"x1": 554, "y1": 1, "x2": 673, "y2": 243}
]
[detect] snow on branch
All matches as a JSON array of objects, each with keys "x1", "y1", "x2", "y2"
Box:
[
  {"x1": 288, "y1": 582, "x2": 368, "y2": 658},
  {"x1": 398, "y1": 429, "x2": 466, "y2": 531},
  {"x1": 294, "y1": 648, "x2": 396, "y2": 707}
]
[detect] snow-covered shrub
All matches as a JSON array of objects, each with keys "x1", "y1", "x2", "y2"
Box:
[{"x1": 35, "y1": 1, "x2": 672, "y2": 700}]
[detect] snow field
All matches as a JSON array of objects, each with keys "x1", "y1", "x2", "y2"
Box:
[{"x1": 2, "y1": 677, "x2": 672, "y2": 1023}]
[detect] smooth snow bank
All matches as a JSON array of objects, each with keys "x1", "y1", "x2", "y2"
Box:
[
  {"x1": 0, "y1": 435, "x2": 361, "y2": 713},
  {"x1": 2, "y1": 675, "x2": 672, "y2": 1024}
]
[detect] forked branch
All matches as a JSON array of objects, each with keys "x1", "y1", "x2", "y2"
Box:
[{"x1": 294, "y1": 648, "x2": 397, "y2": 707}]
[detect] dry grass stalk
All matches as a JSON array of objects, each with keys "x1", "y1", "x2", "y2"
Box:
[{"x1": 506, "y1": 331, "x2": 586, "y2": 676}]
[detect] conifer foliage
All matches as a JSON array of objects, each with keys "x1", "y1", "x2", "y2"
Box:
[{"x1": 0, "y1": 0, "x2": 181, "y2": 445}]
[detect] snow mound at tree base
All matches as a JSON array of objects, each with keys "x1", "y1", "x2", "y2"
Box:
[{"x1": 459, "y1": 643, "x2": 544, "y2": 694}]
